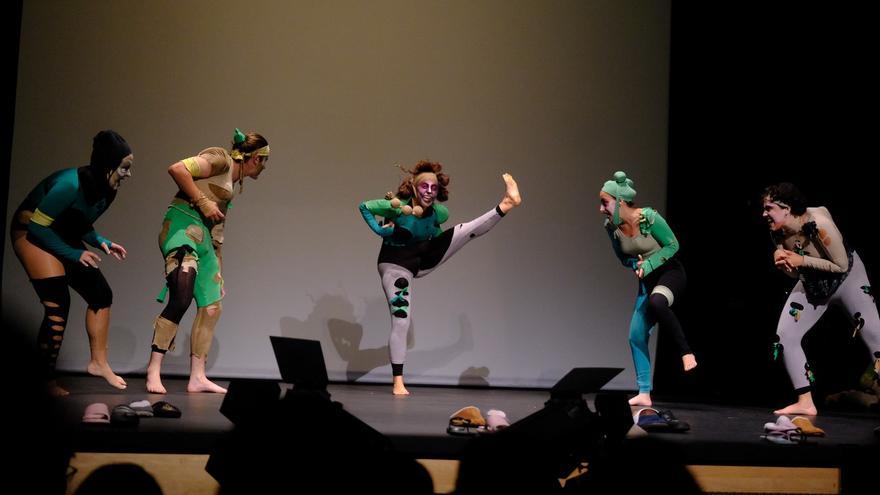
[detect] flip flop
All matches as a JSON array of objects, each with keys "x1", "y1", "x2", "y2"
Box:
[
  {"x1": 111, "y1": 405, "x2": 140, "y2": 426},
  {"x1": 633, "y1": 408, "x2": 671, "y2": 431},
  {"x1": 632, "y1": 407, "x2": 661, "y2": 425},
  {"x1": 658, "y1": 410, "x2": 690, "y2": 432},
  {"x1": 764, "y1": 415, "x2": 799, "y2": 433},
  {"x1": 129, "y1": 400, "x2": 154, "y2": 417},
  {"x1": 152, "y1": 401, "x2": 182, "y2": 418},
  {"x1": 486, "y1": 409, "x2": 510, "y2": 431},
  {"x1": 792, "y1": 416, "x2": 825, "y2": 437},
  {"x1": 449, "y1": 405, "x2": 485, "y2": 427},
  {"x1": 761, "y1": 430, "x2": 806, "y2": 445},
  {"x1": 633, "y1": 408, "x2": 690, "y2": 433},
  {"x1": 82, "y1": 403, "x2": 110, "y2": 424},
  {"x1": 446, "y1": 424, "x2": 485, "y2": 436}
]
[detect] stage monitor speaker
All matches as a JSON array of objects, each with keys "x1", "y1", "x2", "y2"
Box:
[
  {"x1": 218, "y1": 378, "x2": 282, "y2": 425},
  {"x1": 499, "y1": 367, "x2": 627, "y2": 477}
]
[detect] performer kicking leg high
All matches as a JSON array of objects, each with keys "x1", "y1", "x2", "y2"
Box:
[{"x1": 360, "y1": 161, "x2": 521, "y2": 394}]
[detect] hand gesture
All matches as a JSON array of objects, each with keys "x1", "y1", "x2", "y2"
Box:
[
  {"x1": 774, "y1": 249, "x2": 804, "y2": 271},
  {"x1": 196, "y1": 196, "x2": 225, "y2": 222},
  {"x1": 101, "y1": 242, "x2": 127, "y2": 261},
  {"x1": 635, "y1": 254, "x2": 645, "y2": 278},
  {"x1": 79, "y1": 250, "x2": 102, "y2": 268}
]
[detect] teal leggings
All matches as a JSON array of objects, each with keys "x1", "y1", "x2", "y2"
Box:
[{"x1": 629, "y1": 283, "x2": 655, "y2": 393}]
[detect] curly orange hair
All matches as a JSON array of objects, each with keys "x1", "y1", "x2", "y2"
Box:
[{"x1": 395, "y1": 160, "x2": 450, "y2": 202}]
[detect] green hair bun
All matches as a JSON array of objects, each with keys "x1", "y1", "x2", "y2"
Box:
[{"x1": 233, "y1": 128, "x2": 246, "y2": 145}]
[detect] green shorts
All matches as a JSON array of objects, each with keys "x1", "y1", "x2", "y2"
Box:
[{"x1": 156, "y1": 202, "x2": 222, "y2": 307}]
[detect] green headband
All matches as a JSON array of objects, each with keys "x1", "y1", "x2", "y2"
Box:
[{"x1": 601, "y1": 171, "x2": 636, "y2": 225}]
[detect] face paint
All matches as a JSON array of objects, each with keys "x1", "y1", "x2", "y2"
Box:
[
  {"x1": 762, "y1": 199, "x2": 789, "y2": 231},
  {"x1": 598, "y1": 191, "x2": 617, "y2": 219},
  {"x1": 109, "y1": 154, "x2": 134, "y2": 190},
  {"x1": 414, "y1": 178, "x2": 439, "y2": 207}
]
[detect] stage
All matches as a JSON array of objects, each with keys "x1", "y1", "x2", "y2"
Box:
[
  {"x1": 59, "y1": 375, "x2": 878, "y2": 467},
  {"x1": 59, "y1": 376, "x2": 880, "y2": 467}
]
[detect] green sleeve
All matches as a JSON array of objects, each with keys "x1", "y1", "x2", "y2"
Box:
[
  {"x1": 639, "y1": 208, "x2": 679, "y2": 277},
  {"x1": 359, "y1": 199, "x2": 399, "y2": 237},
  {"x1": 27, "y1": 176, "x2": 85, "y2": 262},
  {"x1": 82, "y1": 230, "x2": 112, "y2": 250},
  {"x1": 361, "y1": 198, "x2": 400, "y2": 218}
]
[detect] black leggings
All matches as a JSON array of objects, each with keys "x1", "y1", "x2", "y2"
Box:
[
  {"x1": 643, "y1": 259, "x2": 691, "y2": 356},
  {"x1": 30, "y1": 264, "x2": 112, "y2": 378}
]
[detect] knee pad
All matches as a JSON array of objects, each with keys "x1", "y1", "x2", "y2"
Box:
[
  {"x1": 151, "y1": 316, "x2": 179, "y2": 353},
  {"x1": 192, "y1": 303, "x2": 221, "y2": 358},
  {"x1": 650, "y1": 285, "x2": 674, "y2": 306}
]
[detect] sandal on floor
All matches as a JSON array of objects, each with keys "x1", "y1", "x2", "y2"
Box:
[
  {"x1": 82, "y1": 403, "x2": 110, "y2": 424},
  {"x1": 792, "y1": 416, "x2": 825, "y2": 437},
  {"x1": 486, "y1": 409, "x2": 510, "y2": 431},
  {"x1": 111, "y1": 405, "x2": 140, "y2": 426},
  {"x1": 129, "y1": 400, "x2": 154, "y2": 417},
  {"x1": 449, "y1": 405, "x2": 486, "y2": 427},
  {"x1": 658, "y1": 409, "x2": 691, "y2": 432},
  {"x1": 633, "y1": 408, "x2": 690, "y2": 433},
  {"x1": 761, "y1": 430, "x2": 806, "y2": 445},
  {"x1": 764, "y1": 415, "x2": 799, "y2": 433},
  {"x1": 446, "y1": 424, "x2": 485, "y2": 436},
  {"x1": 152, "y1": 401, "x2": 182, "y2": 418}
]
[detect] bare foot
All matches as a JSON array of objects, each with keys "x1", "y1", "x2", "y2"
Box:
[
  {"x1": 392, "y1": 376, "x2": 410, "y2": 396},
  {"x1": 146, "y1": 373, "x2": 167, "y2": 394},
  {"x1": 628, "y1": 393, "x2": 652, "y2": 406},
  {"x1": 87, "y1": 360, "x2": 127, "y2": 389},
  {"x1": 187, "y1": 376, "x2": 227, "y2": 393},
  {"x1": 47, "y1": 380, "x2": 70, "y2": 397},
  {"x1": 683, "y1": 353, "x2": 698, "y2": 371},
  {"x1": 774, "y1": 391, "x2": 817, "y2": 416},
  {"x1": 146, "y1": 351, "x2": 166, "y2": 394},
  {"x1": 498, "y1": 173, "x2": 522, "y2": 214},
  {"x1": 773, "y1": 403, "x2": 818, "y2": 416}
]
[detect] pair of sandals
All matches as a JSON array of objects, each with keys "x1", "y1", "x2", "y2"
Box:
[
  {"x1": 632, "y1": 407, "x2": 690, "y2": 433},
  {"x1": 446, "y1": 406, "x2": 509, "y2": 436},
  {"x1": 761, "y1": 415, "x2": 824, "y2": 444}
]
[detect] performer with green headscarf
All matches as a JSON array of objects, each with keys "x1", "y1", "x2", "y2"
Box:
[
  {"x1": 599, "y1": 171, "x2": 696, "y2": 406},
  {"x1": 146, "y1": 129, "x2": 269, "y2": 394}
]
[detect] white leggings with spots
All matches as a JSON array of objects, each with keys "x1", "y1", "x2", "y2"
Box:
[{"x1": 776, "y1": 252, "x2": 880, "y2": 391}]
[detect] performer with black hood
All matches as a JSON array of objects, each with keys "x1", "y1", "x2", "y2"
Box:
[{"x1": 10, "y1": 130, "x2": 133, "y2": 396}]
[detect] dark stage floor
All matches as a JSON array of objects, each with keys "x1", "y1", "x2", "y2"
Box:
[{"x1": 57, "y1": 375, "x2": 878, "y2": 468}]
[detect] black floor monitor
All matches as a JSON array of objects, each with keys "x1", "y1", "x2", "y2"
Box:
[{"x1": 269, "y1": 336, "x2": 330, "y2": 391}]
